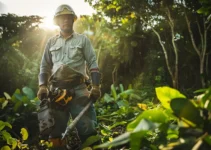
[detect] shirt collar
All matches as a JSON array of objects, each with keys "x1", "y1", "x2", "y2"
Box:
[{"x1": 58, "y1": 31, "x2": 75, "y2": 39}]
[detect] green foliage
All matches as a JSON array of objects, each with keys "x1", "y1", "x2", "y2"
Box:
[
  {"x1": 0, "y1": 46, "x2": 40, "y2": 94},
  {"x1": 171, "y1": 98, "x2": 203, "y2": 127},
  {"x1": 95, "y1": 84, "x2": 142, "y2": 143},
  {"x1": 82, "y1": 135, "x2": 101, "y2": 149},
  {"x1": 0, "y1": 87, "x2": 39, "y2": 149},
  {"x1": 197, "y1": 0, "x2": 211, "y2": 15},
  {"x1": 127, "y1": 109, "x2": 170, "y2": 131},
  {"x1": 85, "y1": 0, "x2": 211, "y2": 89},
  {"x1": 94, "y1": 86, "x2": 211, "y2": 150},
  {"x1": 0, "y1": 120, "x2": 29, "y2": 149},
  {"x1": 0, "y1": 14, "x2": 45, "y2": 94},
  {"x1": 0, "y1": 120, "x2": 12, "y2": 131},
  {"x1": 155, "y1": 86, "x2": 186, "y2": 110},
  {"x1": 0, "y1": 1, "x2": 211, "y2": 149},
  {"x1": 0, "y1": 13, "x2": 42, "y2": 41},
  {"x1": 75, "y1": 14, "x2": 149, "y2": 90}
]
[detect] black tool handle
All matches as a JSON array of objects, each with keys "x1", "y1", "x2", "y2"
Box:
[{"x1": 61, "y1": 101, "x2": 92, "y2": 140}]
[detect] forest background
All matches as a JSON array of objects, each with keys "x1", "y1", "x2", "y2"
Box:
[{"x1": 0, "y1": 0, "x2": 211, "y2": 149}]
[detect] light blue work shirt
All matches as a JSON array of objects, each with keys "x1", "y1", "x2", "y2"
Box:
[{"x1": 39, "y1": 32, "x2": 98, "y2": 86}]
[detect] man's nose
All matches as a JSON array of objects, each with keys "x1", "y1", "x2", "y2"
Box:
[
  {"x1": 64, "y1": 17, "x2": 69, "y2": 22},
  {"x1": 63, "y1": 16, "x2": 70, "y2": 22}
]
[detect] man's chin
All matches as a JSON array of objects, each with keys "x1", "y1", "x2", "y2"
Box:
[{"x1": 61, "y1": 28, "x2": 73, "y2": 33}]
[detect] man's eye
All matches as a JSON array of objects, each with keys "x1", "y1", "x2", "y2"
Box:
[
  {"x1": 58, "y1": 16, "x2": 64, "y2": 20},
  {"x1": 67, "y1": 15, "x2": 73, "y2": 19},
  {"x1": 58, "y1": 15, "x2": 73, "y2": 21}
]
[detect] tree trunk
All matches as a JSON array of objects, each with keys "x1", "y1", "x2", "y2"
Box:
[
  {"x1": 166, "y1": 7, "x2": 179, "y2": 89},
  {"x1": 140, "y1": 14, "x2": 177, "y2": 88},
  {"x1": 185, "y1": 13, "x2": 211, "y2": 87},
  {"x1": 112, "y1": 64, "x2": 119, "y2": 86},
  {"x1": 200, "y1": 57, "x2": 205, "y2": 87}
]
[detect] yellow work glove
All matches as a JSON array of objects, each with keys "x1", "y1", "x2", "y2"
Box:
[
  {"x1": 90, "y1": 85, "x2": 101, "y2": 102},
  {"x1": 37, "y1": 85, "x2": 49, "y2": 100}
]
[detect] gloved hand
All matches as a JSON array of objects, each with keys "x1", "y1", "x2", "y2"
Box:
[
  {"x1": 37, "y1": 85, "x2": 49, "y2": 100},
  {"x1": 90, "y1": 85, "x2": 101, "y2": 102}
]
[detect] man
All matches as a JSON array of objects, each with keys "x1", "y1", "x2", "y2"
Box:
[{"x1": 37, "y1": 4, "x2": 101, "y2": 149}]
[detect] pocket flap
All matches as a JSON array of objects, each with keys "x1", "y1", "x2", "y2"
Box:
[
  {"x1": 50, "y1": 46, "x2": 61, "y2": 52},
  {"x1": 69, "y1": 45, "x2": 82, "y2": 49}
]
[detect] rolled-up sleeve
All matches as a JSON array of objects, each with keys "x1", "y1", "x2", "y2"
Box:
[
  {"x1": 39, "y1": 39, "x2": 53, "y2": 85},
  {"x1": 82, "y1": 35, "x2": 98, "y2": 70}
]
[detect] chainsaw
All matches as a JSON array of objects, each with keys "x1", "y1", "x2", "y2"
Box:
[{"x1": 37, "y1": 88, "x2": 92, "y2": 139}]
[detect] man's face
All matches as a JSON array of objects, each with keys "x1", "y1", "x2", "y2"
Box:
[{"x1": 57, "y1": 14, "x2": 74, "y2": 33}]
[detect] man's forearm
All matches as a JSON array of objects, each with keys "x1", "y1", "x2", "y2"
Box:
[{"x1": 39, "y1": 73, "x2": 49, "y2": 86}]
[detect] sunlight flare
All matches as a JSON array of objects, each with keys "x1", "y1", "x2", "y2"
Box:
[{"x1": 39, "y1": 16, "x2": 58, "y2": 30}]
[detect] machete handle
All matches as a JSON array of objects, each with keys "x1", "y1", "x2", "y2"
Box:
[{"x1": 61, "y1": 101, "x2": 92, "y2": 140}]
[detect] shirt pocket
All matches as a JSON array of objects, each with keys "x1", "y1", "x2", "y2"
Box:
[
  {"x1": 68, "y1": 45, "x2": 83, "y2": 61},
  {"x1": 49, "y1": 46, "x2": 62, "y2": 62}
]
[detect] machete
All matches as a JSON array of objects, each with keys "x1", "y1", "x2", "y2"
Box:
[{"x1": 61, "y1": 101, "x2": 92, "y2": 140}]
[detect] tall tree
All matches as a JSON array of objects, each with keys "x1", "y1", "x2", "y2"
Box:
[
  {"x1": 184, "y1": 0, "x2": 211, "y2": 87},
  {"x1": 86, "y1": 0, "x2": 210, "y2": 89},
  {"x1": 0, "y1": 14, "x2": 43, "y2": 94}
]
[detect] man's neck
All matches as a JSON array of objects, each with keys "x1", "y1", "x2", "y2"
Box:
[{"x1": 61, "y1": 30, "x2": 73, "y2": 39}]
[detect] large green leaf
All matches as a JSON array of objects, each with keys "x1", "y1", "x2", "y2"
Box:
[
  {"x1": 14, "y1": 93, "x2": 23, "y2": 101},
  {"x1": 2, "y1": 100, "x2": 8, "y2": 109},
  {"x1": 20, "y1": 128, "x2": 28, "y2": 141},
  {"x1": 103, "y1": 93, "x2": 114, "y2": 103},
  {"x1": 133, "y1": 119, "x2": 158, "y2": 132},
  {"x1": 1, "y1": 146, "x2": 11, "y2": 150},
  {"x1": 127, "y1": 109, "x2": 169, "y2": 131},
  {"x1": 4, "y1": 92, "x2": 11, "y2": 100},
  {"x1": 0, "y1": 121, "x2": 12, "y2": 131},
  {"x1": 130, "y1": 130, "x2": 147, "y2": 150},
  {"x1": 22, "y1": 96, "x2": 30, "y2": 104},
  {"x1": 8, "y1": 138, "x2": 17, "y2": 149},
  {"x1": 117, "y1": 100, "x2": 129, "y2": 108},
  {"x1": 94, "y1": 132, "x2": 130, "y2": 149},
  {"x1": 100, "y1": 129, "x2": 110, "y2": 136},
  {"x1": 170, "y1": 98, "x2": 203, "y2": 127},
  {"x1": 11, "y1": 89, "x2": 22, "y2": 102},
  {"x1": 1, "y1": 130, "x2": 12, "y2": 144},
  {"x1": 155, "y1": 86, "x2": 186, "y2": 110},
  {"x1": 111, "y1": 84, "x2": 117, "y2": 100},
  {"x1": 202, "y1": 88, "x2": 211, "y2": 109},
  {"x1": 204, "y1": 135, "x2": 211, "y2": 145},
  {"x1": 205, "y1": 100, "x2": 211, "y2": 111},
  {"x1": 82, "y1": 135, "x2": 101, "y2": 148},
  {"x1": 119, "y1": 84, "x2": 124, "y2": 93},
  {"x1": 13, "y1": 101, "x2": 23, "y2": 112},
  {"x1": 130, "y1": 119, "x2": 158, "y2": 149},
  {"x1": 197, "y1": 7, "x2": 209, "y2": 14},
  {"x1": 118, "y1": 89, "x2": 135, "y2": 99},
  {"x1": 22, "y1": 86, "x2": 35, "y2": 100}
]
